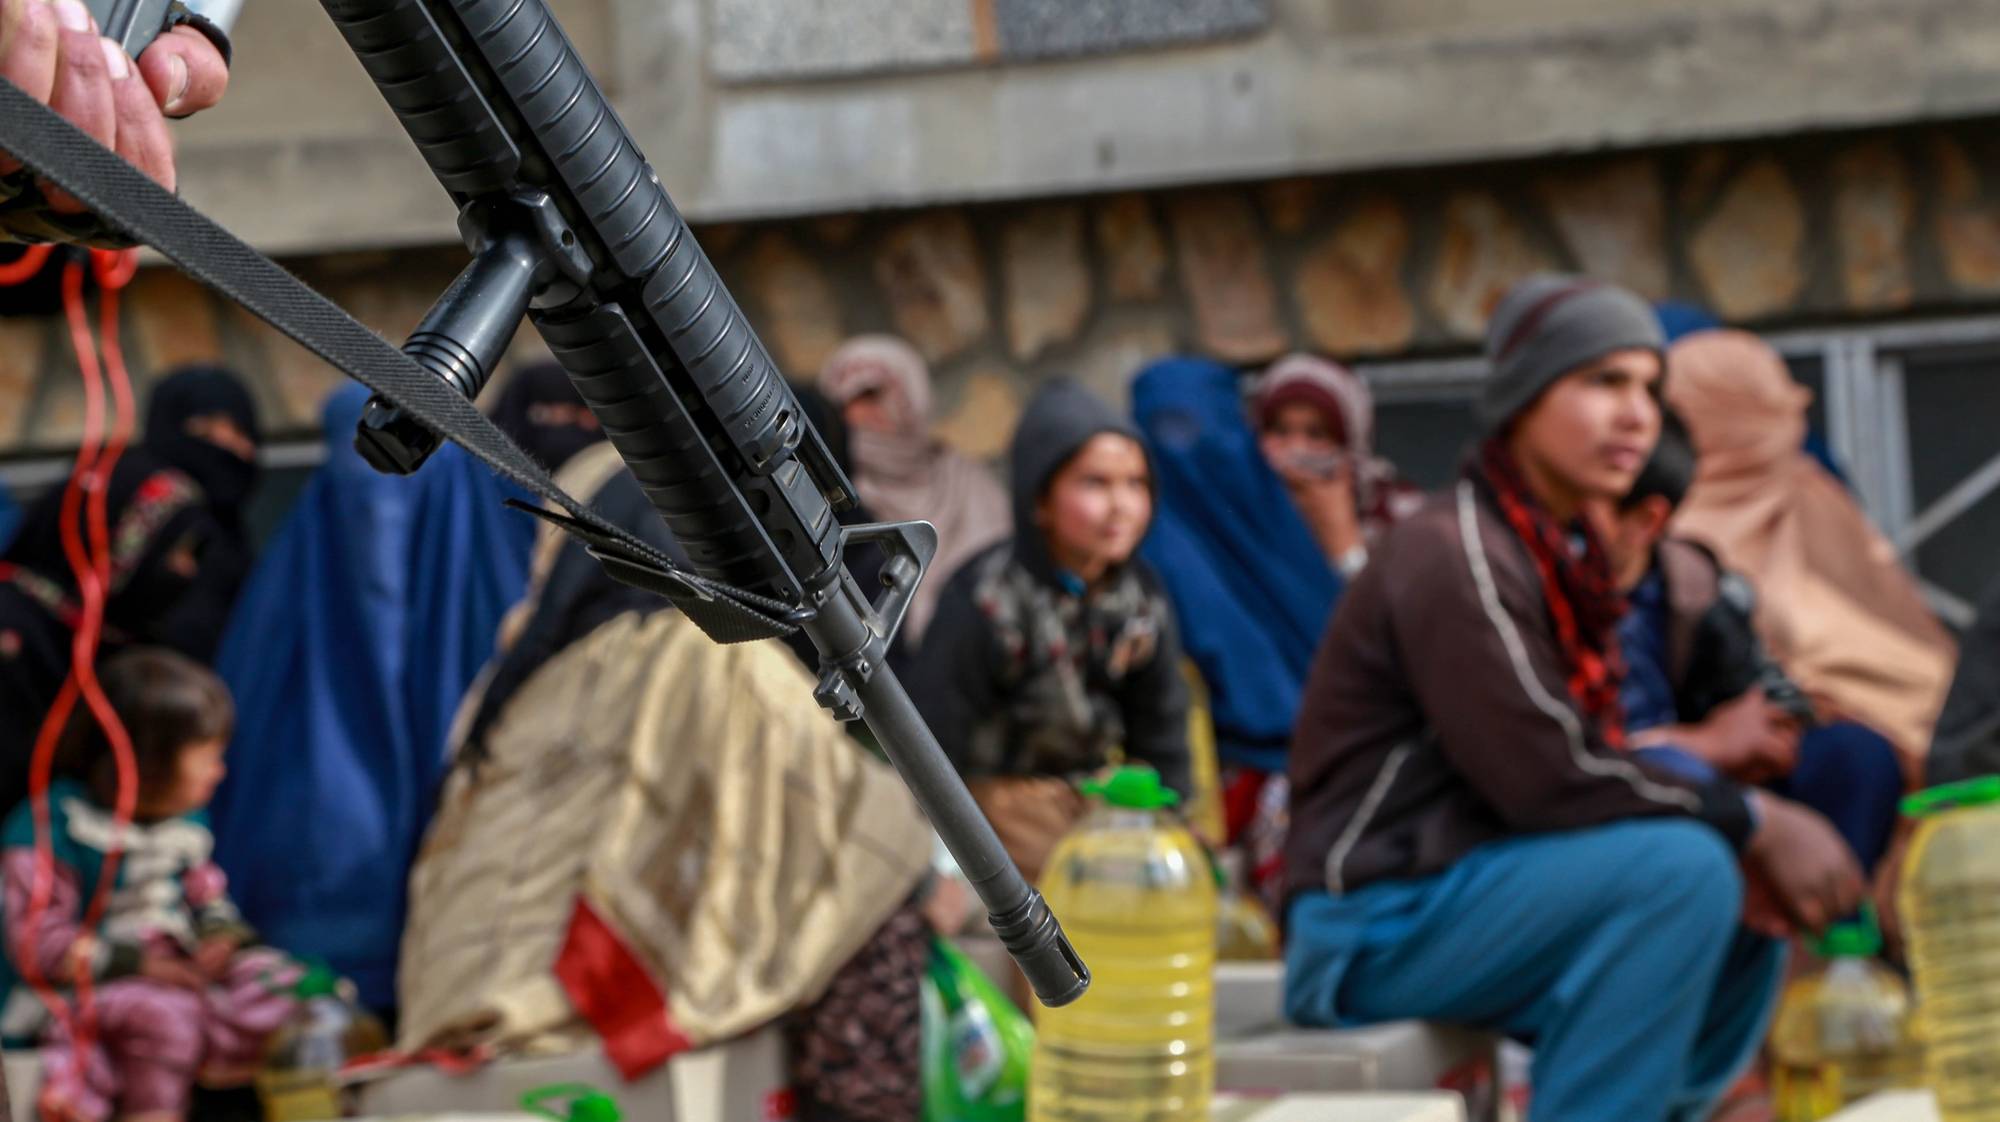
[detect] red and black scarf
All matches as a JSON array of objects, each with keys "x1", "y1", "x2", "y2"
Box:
[{"x1": 1472, "y1": 439, "x2": 1629, "y2": 749}]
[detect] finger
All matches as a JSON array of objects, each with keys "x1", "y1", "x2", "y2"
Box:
[
  {"x1": 136, "y1": 24, "x2": 224, "y2": 117},
  {"x1": 1834, "y1": 868, "x2": 1866, "y2": 917},
  {"x1": 0, "y1": 0, "x2": 61, "y2": 100},
  {"x1": 109, "y1": 48, "x2": 172, "y2": 190},
  {"x1": 1788, "y1": 884, "x2": 1829, "y2": 934},
  {"x1": 1818, "y1": 872, "x2": 1859, "y2": 930},
  {"x1": 42, "y1": 19, "x2": 117, "y2": 213},
  {"x1": 0, "y1": 0, "x2": 62, "y2": 175},
  {"x1": 1799, "y1": 898, "x2": 1829, "y2": 935}
]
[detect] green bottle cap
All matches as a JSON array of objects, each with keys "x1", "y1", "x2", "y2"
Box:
[
  {"x1": 1902, "y1": 774, "x2": 2000, "y2": 818},
  {"x1": 521, "y1": 1084, "x2": 622, "y2": 1122},
  {"x1": 294, "y1": 961, "x2": 340, "y2": 1000},
  {"x1": 1080, "y1": 765, "x2": 1180, "y2": 810},
  {"x1": 1811, "y1": 903, "x2": 1882, "y2": 959}
]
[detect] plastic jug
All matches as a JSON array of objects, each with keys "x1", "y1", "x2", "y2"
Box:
[
  {"x1": 256, "y1": 963, "x2": 390, "y2": 1120},
  {"x1": 1900, "y1": 776, "x2": 2000, "y2": 1120},
  {"x1": 1030, "y1": 766, "x2": 1217, "y2": 1122},
  {"x1": 1214, "y1": 849, "x2": 1279, "y2": 962},
  {"x1": 1769, "y1": 906, "x2": 1922, "y2": 1120},
  {"x1": 1179, "y1": 660, "x2": 1226, "y2": 847}
]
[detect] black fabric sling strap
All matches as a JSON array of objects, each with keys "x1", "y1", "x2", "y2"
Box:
[{"x1": 0, "y1": 78, "x2": 801, "y2": 644}]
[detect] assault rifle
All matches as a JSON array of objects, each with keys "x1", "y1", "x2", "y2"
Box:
[{"x1": 48, "y1": 0, "x2": 1090, "y2": 1007}]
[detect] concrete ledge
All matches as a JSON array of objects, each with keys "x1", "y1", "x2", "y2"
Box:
[
  {"x1": 175, "y1": 0, "x2": 2000, "y2": 253},
  {"x1": 352, "y1": 1026, "x2": 788, "y2": 1122}
]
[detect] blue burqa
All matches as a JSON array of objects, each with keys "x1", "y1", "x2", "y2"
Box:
[
  {"x1": 1133, "y1": 358, "x2": 1343, "y2": 772},
  {"x1": 209, "y1": 385, "x2": 534, "y2": 1011}
]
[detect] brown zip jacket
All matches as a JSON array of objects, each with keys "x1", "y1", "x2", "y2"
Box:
[{"x1": 1284, "y1": 479, "x2": 1756, "y2": 901}]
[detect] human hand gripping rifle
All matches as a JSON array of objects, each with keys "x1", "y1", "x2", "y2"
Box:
[{"x1": 0, "y1": 0, "x2": 1088, "y2": 1005}]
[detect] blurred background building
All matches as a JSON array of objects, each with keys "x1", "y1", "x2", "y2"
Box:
[{"x1": 3, "y1": 0, "x2": 1998, "y2": 620}]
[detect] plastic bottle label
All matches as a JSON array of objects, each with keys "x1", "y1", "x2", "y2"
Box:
[{"x1": 950, "y1": 1001, "x2": 1005, "y2": 1099}]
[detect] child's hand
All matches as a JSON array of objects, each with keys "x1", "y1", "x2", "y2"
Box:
[
  {"x1": 194, "y1": 934, "x2": 241, "y2": 981},
  {"x1": 140, "y1": 952, "x2": 208, "y2": 991},
  {"x1": 62, "y1": 934, "x2": 99, "y2": 982}
]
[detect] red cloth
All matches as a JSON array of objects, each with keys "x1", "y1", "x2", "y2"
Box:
[
  {"x1": 553, "y1": 896, "x2": 691, "y2": 1080},
  {"x1": 1472, "y1": 440, "x2": 1628, "y2": 750},
  {"x1": 1221, "y1": 770, "x2": 1267, "y2": 843}
]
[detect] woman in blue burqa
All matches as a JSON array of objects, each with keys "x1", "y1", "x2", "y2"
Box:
[
  {"x1": 206, "y1": 381, "x2": 556, "y2": 1014},
  {"x1": 1131, "y1": 357, "x2": 1344, "y2": 896}
]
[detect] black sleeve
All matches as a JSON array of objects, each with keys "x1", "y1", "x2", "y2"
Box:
[
  {"x1": 906, "y1": 565, "x2": 1005, "y2": 779},
  {"x1": 0, "y1": 591, "x2": 71, "y2": 820},
  {"x1": 1118, "y1": 572, "x2": 1192, "y2": 799},
  {"x1": 152, "y1": 532, "x2": 253, "y2": 665},
  {"x1": 1679, "y1": 591, "x2": 1768, "y2": 722},
  {"x1": 1929, "y1": 574, "x2": 2000, "y2": 786}
]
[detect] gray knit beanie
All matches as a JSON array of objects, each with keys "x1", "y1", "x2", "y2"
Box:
[{"x1": 1479, "y1": 274, "x2": 1665, "y2": 432}]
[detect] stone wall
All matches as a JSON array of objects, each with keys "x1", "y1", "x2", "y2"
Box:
[{"x1": 7, "y1": 119, "x2": 2000, "y2": 457}]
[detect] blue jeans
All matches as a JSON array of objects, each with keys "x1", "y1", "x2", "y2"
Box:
[{"x1": 1285, "y1": 820, "x2": 1784, "y2": 1122}]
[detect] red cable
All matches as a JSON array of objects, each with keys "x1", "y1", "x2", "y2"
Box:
[
  {"x1": 16, "y1": 249, "x2": 141, "y2": 1074},
  {"x1": 0, "y1": 245, "x2": 53, "y2": 286},
  {"x1": 19, "y1": 260, "x2": 104, "y2": 1047},
  {"x1": 79, "y1": 249, "x2": 142, "y2": 938}
]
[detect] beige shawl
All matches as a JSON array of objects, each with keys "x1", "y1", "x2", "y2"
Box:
[
  {"x1": 397, "y1": 447, "x2": 932, "y2": 1056},
  {"x1": 1667, "y1": 330, "x2": 1955, "y2": 773},
  {"x1": 820, "y1": 335, "x2": 1010, "y2": 646}
]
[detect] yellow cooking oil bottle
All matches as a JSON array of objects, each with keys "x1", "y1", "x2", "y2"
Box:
[
  {"x1": 1770, "y1": 904, "x2": 1921, "y2": 1120},
  {"x1": 1900, "y1": 776, "x2": 2000, "y2": 1121},
  {"x1": 1031, "y1": 766, "x2": 1217, "y2": 1122}
]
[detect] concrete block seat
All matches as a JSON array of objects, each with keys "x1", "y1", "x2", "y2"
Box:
[
  {"x1": 957, "y1": 939, "x2": 1501, "y2": 1106},
  {"x1": 1213, "y1": 961, "x2": 1497, "y2": 1099},
  {"x1": 8, "y1": 1028, "x2": 788, "y2": 1121},
  {"x1": 352, "y1": 1025, "x2": 789, "y2": 1122}
]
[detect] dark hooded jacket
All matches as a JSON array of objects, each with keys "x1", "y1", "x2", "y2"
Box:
[{"x1": 907, "y1": 379, "x2": 1191, "y2": 796}]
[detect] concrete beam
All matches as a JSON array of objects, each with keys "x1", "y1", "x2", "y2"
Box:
[{"x1": 171, "y1": 0, "x2": 2000, "y2": 254}]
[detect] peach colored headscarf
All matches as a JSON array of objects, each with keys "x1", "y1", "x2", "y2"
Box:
[
  {"x1": 1667, "y1": 330, "x2": 1955, "y2": 775},
  {"x1": 820, "y1": 336, "x2": 1009, "y2": 646}
]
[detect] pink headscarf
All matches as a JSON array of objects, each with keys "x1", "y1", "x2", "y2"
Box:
[
  {"x1": 1253, "y1": 354, "x2": 1422, "y2": 538},
  {"x1": 820, "y1": 336, "x2": 1010, "y2": 646}
]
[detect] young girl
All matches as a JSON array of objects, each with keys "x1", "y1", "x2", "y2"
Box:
[
  {"x1": 1, "y1": 648, "x2": 298, "y2": 1122},
  {"x1": 909, "y1": 378, "x2": 1191, "y2": 884}
]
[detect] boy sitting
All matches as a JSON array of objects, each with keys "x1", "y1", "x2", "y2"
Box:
[
  {"x1": 1284, "y1": 276, "x2": 1862, "y2": 1122},
  {"x1": 1599, "y1": 411, "x2": 1904, "y2": 888}
]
